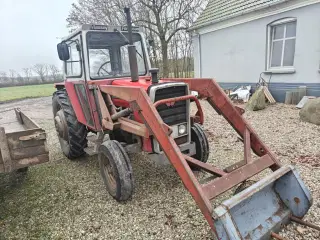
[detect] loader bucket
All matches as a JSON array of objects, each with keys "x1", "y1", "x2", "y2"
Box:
[{"x1": 213, "y1": 165, "x2": 312, "y2": 240}]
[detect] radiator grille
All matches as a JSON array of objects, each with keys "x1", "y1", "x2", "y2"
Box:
[{"x1": 154, "y1": 86, "x2": 188, "y2": 125}]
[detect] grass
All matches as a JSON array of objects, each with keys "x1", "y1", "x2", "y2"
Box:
[{"x1": 0, "y1": 84, "x2": 55, "y2": 102}]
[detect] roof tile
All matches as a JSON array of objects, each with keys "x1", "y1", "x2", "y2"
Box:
[{"x1": 191, "y1": 0, "x2": 288, "y2": 30}]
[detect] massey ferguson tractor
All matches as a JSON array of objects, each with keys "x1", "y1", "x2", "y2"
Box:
[{"x1": 53, "y1": 8, "x2": 316, "y2": 240}]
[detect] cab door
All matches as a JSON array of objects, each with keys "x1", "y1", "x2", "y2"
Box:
[{"x1": 64, "y1": 33, "x2": 99, "y2": 130}]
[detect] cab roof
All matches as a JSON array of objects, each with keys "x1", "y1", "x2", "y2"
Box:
[{"x1": 61, "y1": 24, "x2": 142, "y2": 42}]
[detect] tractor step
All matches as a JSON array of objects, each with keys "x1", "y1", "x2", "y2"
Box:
[{"x1": 212, "y1": 165, "x2": 312, "y2": 240}]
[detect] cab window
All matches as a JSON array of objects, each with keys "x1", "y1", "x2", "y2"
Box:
[{"x1": 66, "y1": 42, "x2": 82, "y2": 77}]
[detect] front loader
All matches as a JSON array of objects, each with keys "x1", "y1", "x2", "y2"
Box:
[{"x1": 53, "y1": 8, "x2": 315, "y2": 239}]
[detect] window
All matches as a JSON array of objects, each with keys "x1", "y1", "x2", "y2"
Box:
[
  {"x1": 86, "y1": 32, "x2": 147, "y2": 79},
  {"x1": 66, "y1": 42, "x2": 82, "y2": 77},
  {"x1": 267, "y1": 18, "x2": 297, "y2": 72},
  {"x1": 119, "y1": 41, "x2": 146, "y2": 75},
  {"x1": 88, "y1": 49, "x2": 111, "y2": 78}
]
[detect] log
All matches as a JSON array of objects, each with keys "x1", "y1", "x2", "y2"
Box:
[
  {"x1": 292, "y1": 91, "x2": 300, "y2": 105},
  {"x1": 285, "y1": 91, "x2": 293, "y2": 104},
  {"x1": 298, "y1": 86, "x2": 307, "y2": 102}
]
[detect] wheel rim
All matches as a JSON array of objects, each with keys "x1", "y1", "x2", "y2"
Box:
[
  {"x1": 54, "y1": 109, "x2": 68, "y2": 141},
  {"x1": 54, "y1": 109, "x2": 70, "y2": 155},
  {"x1": 101, "y1": 154, "x2": 117, "y2": 191}
]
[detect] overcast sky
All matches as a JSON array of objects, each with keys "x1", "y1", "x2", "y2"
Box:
[{"x1": 0, "y1": 0, "x2": 75, "y2": 72}]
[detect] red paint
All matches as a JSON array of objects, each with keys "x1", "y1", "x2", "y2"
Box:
[
  {"x1": 153, "y1": 95, "x2": 204, "y2": 125},
  {"x1": 61, "y1": 76, "x2": 170, "y2": 131},
  {"x1": 64, "y1": 81, "x2": 89, "y2": 127},
  {"x1": 142, "y1": 137, "x2": 153, "y2": 152}
]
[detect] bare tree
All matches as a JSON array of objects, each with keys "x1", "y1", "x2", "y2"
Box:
[
  {"x1": 49, "y1": 65, "x2": 62, "y2": 81},
  {"x1": 16, "y1": 73, "x2": 24, "y2": 84},
  {"x1": 8, "y1": 69, "x2": 17, "y2": 84},
  {"x1": 23, "y1": 68, "x2": 33, "y2": 83},
  {"x1": 33, "y1": 64, "x2": 48, "y2": 83},
  {"x1": 67, "y1": 0, "x2": 207, "y2": 76},
  {"x1": 0, "y1": 71, "x2": 8, "y2": 85},
  {"x1": 0, "y1": 71, "x2": 7, "y2": 80}
]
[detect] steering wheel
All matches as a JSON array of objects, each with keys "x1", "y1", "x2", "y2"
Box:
[{"x1": 97, "y1": 61, "x2": 112, "y2": 76}]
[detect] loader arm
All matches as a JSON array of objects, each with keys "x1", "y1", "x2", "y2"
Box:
[
  {"x1": 99, "y1": 85, "x2": 217, "y2": 234},
  {"x1": 162, "y1": 78, "x2": 281, "y2": 170},
  {"x1": 99, "y1": 78, "x2": 312, "y2": 239}
]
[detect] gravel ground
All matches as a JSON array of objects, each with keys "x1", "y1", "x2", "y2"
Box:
[{"x1": 0, "y1": 97, "x2": 319, "y2": 240}]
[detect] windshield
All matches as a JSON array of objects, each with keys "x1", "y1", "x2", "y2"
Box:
[{"x1": 86, "y1": 32, "x2": 146, "y2": 79}]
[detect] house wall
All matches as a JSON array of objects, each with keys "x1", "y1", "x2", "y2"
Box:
[{"x1": 194, "y1": 3, "x2": 320, "y2": 102}]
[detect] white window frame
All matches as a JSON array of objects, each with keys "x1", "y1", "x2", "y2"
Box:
[{"x1": 266, "y1": 18, "x2": 297, "y2": 74}]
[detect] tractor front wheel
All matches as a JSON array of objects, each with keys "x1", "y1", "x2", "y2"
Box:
[
  {"x1": 52, "y1": 89, "x2": 88, "y2": 159},
  {"x1": 99, "y1": 140, "x2": 134, "y2": 201},
  {"x1": 190, "y1": 123, "x2": 209, "y2": 166}
]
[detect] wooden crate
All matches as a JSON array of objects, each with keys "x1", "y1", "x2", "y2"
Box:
[{"x1": 0, "y1": 108, "x2": 49, "y2": 173}]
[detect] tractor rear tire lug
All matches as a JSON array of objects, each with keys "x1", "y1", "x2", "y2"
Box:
[{"x1": 52, "y1": 89, "x2": 88, "y2": 159}]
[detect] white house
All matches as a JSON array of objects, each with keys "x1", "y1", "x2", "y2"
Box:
[{"x1": 191, "y1": 0, "x2": 320, "y2": 102}]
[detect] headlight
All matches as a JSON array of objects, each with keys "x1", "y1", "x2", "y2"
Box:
[{"x1": 178, "y1": 124, "x2": 187, "y2": 135}]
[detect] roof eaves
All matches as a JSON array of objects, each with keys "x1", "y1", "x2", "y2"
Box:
[{"x1": 189, "y1": 0, "x2": 288, "y2": 31}]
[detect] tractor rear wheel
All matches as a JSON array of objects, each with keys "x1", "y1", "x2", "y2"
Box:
[
  {"x1": 99, "y1": 140, "x2": 134, "y2": 201},
  {"x1": 190, "y1": 123, "x2": 209, "y2": 166},
  {"x1": 52, "y1": 89, "x2": 88, "y2": 159}
]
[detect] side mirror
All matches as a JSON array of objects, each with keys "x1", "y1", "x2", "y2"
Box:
[{"x1": 57, "y1": 42, "x2": 70, "y2": 61}]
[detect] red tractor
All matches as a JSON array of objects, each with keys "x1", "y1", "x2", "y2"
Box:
[{"x1": 53, "y1": 8, "x2": 314, "y2": 239}]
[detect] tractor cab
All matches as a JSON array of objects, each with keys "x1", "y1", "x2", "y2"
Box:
[
  {"x1": 57, "y1": 24, "x2": 150, "y2": 81},
  {"x1": 55, "y1": 19, "x2": 194, "y2": 157}
]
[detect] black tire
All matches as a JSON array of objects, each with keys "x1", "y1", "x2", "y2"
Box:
[
  {"x1": 99, "y1": 140, "x2": 134, "y2": 201},
  {"x1": 52, "y1": 89, "x2": 88, "y2": 159},
  {"x1": 191, "y1": 123, "x2": 209, "y2": 164}
]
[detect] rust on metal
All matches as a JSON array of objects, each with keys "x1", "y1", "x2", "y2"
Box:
[
  {"x1": 117, "y1": 117, "x2": 150, "y2": 138},
  {"x1": 184, "y1": 155, "x2": 226, "y2": 177},
  {"x1": 291, "y1": 216, "x2": 320, "y2": 231},
  {"x1": 266, "y1": 216, "x2": 274, "y2": 225},
  {"x1": 153, "y1": 94, "x2": 204, "y2": 125},
  {"x1": 96, "y1": 88, "x2": 114, "y2": 130},
  {"x1": 202, "y1": 155, "x2": 274, "y2": 200},
  {"x1": 270, "y1": 232, "x2": 287, "y2": 240},
  {"x1": 224, "y1": 160, "x2": 246, "y2": 173},
  {"x1": 235, "y1": 106, "x2": 245, "y2": 115},
  {"x1": 244, "y1": 128, "x2": 252, "y2": 163},
  {"x1": 294, "y1": 197, "x2": 300, "y2": 204}
]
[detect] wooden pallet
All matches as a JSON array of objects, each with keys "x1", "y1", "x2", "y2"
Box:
[{"x1": 263, "y1": 86, "x2": 276, "y2": 104}]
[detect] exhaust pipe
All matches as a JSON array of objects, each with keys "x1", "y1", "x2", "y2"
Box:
[
  {"x1": 150, "y1": 68, "x2": 159, "y2": 84},
  {"x1": 124, "y1": 8, "x2": 139, "y2": 82}
]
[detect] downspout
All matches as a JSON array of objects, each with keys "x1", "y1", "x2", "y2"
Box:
[{"x1": 197, "y1": 33, "x2": 202, "y2": 78}]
